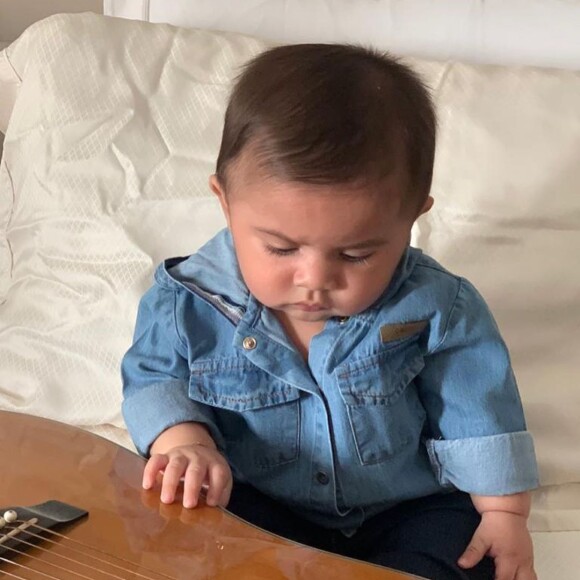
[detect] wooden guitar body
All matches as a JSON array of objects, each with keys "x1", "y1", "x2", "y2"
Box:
[{"x1": 0, "y1": 411, "x2": 418, "y2": 579}]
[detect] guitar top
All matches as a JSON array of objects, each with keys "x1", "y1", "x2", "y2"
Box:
[{"x1": 0, "y1": 411, "x2": 419, "y2": 579}]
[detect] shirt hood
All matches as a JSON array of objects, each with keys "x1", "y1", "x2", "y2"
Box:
[{"x1": 157, "y1": 229, "x2": 250, "y2": 311}]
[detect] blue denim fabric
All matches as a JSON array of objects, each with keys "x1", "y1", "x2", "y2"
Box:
[{"x1": 121, "y1": 229, "x2": 539, "y2": 532}]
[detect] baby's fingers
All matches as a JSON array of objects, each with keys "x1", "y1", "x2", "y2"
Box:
[
  {"x1": 143, "y1": 454, "x2": 169, "y2": 490},
  {"x1": 160, "y1": 455, "x2": 189, "y2": 504},
  {"x1": 182, "y1": 462, "x2": 209, "y2": 509},
  {"x1": 205, "y1": 462, "x2": 233, "y2": 507},
  {"x1": 515, "y1": 568, "x2": 537, "y2": 580},
  {"x1": 494, "y1": 558, "x2": 518, "y2": 580},
  {"x1": 458, "y1": 533, "x2": 489, "y2": 569}
]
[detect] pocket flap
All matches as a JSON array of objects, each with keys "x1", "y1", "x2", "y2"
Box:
[
  {"x1": 336, "y1": 344, "x2": 424, "y2": 406},
  {"x1": 189, "y1": 358, "x2": 300, "y2": 411}
]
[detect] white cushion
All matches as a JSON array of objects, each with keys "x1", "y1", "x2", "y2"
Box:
[
  {"x1": 1, "y1": 13, "x2": 579, "y2": 531},
  {"x1": 410, "y1": 60, "x2": 580, "y2": 491},
  {"x1": 532, "y1": 529, "x2": 580, "y2": 580},
  {"x1": 104, "y1": 0, "x2": 580, "y2": 70},
  {"x1": 0, "y1": 46, "x2": 20, "y2": 136},
  {"x1": 0, "y1": 14, "x2": 269, "y2": 449}
]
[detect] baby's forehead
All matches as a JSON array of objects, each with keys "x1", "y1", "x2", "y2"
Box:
[
  {"x1": 226, "y1": 147, "x2": 408, "y2": 198},
  {"x1": 230, "y1": 177, "x2": 409, "y2": 228}
]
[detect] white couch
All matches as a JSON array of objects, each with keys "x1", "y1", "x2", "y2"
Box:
[{"x1": 1, "y1": 7, "x2": 579, "y2": 578}]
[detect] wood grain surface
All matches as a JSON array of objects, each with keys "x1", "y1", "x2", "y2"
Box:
[{"x1": 0, "y1": 411, "x2": 419, "y2": 579}]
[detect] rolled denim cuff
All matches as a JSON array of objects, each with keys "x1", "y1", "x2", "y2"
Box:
[
  {"x1": 122, "y1": 380, "x2": 224, "y2": 456},
  {"x1": 426, "y1": 431, "x2": 540, "y2": 495}
]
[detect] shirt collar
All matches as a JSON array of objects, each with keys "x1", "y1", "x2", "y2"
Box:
[{"x1": 155, "y1": 228, "x2": 421, "y2": 320}]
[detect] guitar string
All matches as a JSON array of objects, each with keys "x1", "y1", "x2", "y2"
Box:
[
  {"x1": 3, "y1": 521, "x2": 178, "y2": 580},
  {"x1": 3, "y1": 524, "x2": 170, "y2": 580},
  {"x1": 0, "y1": 519, "x2": 38, "y2": 546},
  {"x1": 1, "y1": 537, "x2": 128, "y2": 580},
  {"x1": 15, "y1": 521, "x2": 177, "y2": 580},
  {"x1": 1, "y1": 542, "x2": 139, "y2": 580},
  {"x1": 0, "y1": 568, "x2": 28, "y2": 579},
  {"x1": 0, "y1": 556, "x2": 62, "y2": 580}
]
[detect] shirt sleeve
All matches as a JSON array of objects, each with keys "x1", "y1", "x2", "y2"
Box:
[
  {"x1": 121, "y1": 284, "x2": 224, "y2": 456},
  {"x1": 417, "y1": 278, "x2": 540, "y2": 495}
]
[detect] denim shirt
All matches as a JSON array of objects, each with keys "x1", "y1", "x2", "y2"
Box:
[{"x1": 122, "y1": 229, "x2": 539, "y2": 532}]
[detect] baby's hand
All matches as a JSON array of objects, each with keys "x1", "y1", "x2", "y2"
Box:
[
  {"x1": 143, "y1": 443, "x2": 232, "y2": 509},
  {"x1": 458, "y1": 510, "x2": 536, "y2": 580}
]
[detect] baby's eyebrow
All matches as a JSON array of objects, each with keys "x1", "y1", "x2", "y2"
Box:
[
  {"x1": 255, "y1": 228, "x2": 387, "y2": 249},
  {"x1": 255, "y1": 228, "x2": 297, "y2": 243},
  {"x1": 345, "y1": 239, "x2": 388, "y2": 249}
]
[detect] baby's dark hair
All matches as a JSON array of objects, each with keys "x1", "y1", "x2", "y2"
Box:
[{"x1": 216, "y1": 44, "x2": 436, "y2": 215}]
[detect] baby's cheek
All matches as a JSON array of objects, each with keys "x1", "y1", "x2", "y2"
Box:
[
  {"x1": 248, "y1": 269, "x2": 290, "y2": 305},
  {"x1": 265, "y1": 264, "x2": 293, "y2": 289},
  {"x1": 350, "y1": 277, "x2": 388, "y2": 312}
]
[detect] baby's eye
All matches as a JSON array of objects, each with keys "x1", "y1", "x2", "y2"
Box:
[
  {"x1": 341, "y1": 253, "x2": 372, "y2": 264},
  {"x1": 265, "y1": 245, "x2": 297, "y2": 256}
]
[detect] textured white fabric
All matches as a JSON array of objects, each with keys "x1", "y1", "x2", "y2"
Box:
[
  {"x1": 0, "y1": 47, "x2": 19, "y2": 135},
  {"x1": 0, "y1": 14, "x2": 266, "y2": 450},
  {"x1": 532, "y1": 531, "x2": 580, "y2": 580},
  {"x1": 0, "y1": 14, "x2": 579, "y2": 539},
  {"x1": 409, "y1": 60, "x2": 580, "y2": 491},
  {"x1": 104, "y1": 0, "x2": 580, "y2": 70},
  {"x1": 530, "y1": 484, "x2": 580, "y2": 532}
]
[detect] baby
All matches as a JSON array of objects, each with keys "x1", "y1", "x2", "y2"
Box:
[{"x1": 122, "y1": 44, "x2": 539, "y2": 580}]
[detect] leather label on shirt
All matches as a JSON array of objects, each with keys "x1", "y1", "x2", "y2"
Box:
[{"x1": 380, "y1": 320, "x2": 428, "y2": 343}]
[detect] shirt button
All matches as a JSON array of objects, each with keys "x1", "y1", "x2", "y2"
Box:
[
  {"x1": 338, "y1": 317, "x2": 349, "y2": 325},
  {"x1": 315, "y1": 471, "x2": 330, "y2": 485},
  {"x1": 242, "y1": 336, "x2": 257, "y2": 350}
]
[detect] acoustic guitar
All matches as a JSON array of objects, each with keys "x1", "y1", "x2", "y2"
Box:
[{"x1": 0, "y1": 411, "x2": 421, "y2": 579}]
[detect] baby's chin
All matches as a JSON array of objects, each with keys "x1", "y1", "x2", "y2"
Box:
[
  {"x1": 272, "y1": 305, "x2": 346, "y2": 323},
  {"x1": 290, "y1": 311, "x2": 334, "y2": 322}
]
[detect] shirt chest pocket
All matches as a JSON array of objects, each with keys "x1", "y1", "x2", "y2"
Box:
[
  {"x1": 188, "y1": 359, "x2": 300, "y2": 473},
  {"x1": 336, "y1": 339, "x2": 426, "y2": 465}
]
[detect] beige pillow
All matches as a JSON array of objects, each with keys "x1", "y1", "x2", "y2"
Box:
[
  {"x1": 0, "y1": 44, "x2": 20, "y2": 159},
  {"x1": 0, "y1": 14, "x2": 579, "y2": 522},
  {"x1": 0, "y1": 14, "x2": 269, "y2": 447},
  {"x1": 410, "y1": 60, "x2": 580, "y2": 491}
]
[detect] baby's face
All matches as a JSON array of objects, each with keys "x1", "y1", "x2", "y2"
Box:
[{"x1": 211, "y1": 159, "x2": 429, "y2": 326}]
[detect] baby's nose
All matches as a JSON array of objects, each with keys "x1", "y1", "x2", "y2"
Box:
[{"x1": 294, "y1": 258, "x2": 339, "y2": 291}]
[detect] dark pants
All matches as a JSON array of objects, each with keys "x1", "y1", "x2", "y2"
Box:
[{"x1": 227, "y1": 484, "x2": 494, "y2": 580}]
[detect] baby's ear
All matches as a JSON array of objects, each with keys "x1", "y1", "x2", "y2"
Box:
[
  {"x1": 209, "y1": 175, "x2": 231, "y2": 226},
  {"x1": 418, "y1": 195, "x2": 434, "y2": 217}
]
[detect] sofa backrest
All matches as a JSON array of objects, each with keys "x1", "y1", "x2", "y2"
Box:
[{"x1": 0, "y1": 13, "x2": 579, "y2": 498}]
